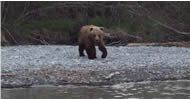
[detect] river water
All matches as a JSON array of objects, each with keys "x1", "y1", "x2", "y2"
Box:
[{"x1": 2, "y1": 80, "x2": 190, "y2": 99}]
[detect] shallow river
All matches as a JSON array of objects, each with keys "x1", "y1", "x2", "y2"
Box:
[{"x1": 2, "y1": 80, "x2": 190, "y2": 99}]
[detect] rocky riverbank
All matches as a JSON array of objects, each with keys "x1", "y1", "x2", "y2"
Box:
[{"x1": 1, "y1": 45, "x2": 190, "y2": 88}]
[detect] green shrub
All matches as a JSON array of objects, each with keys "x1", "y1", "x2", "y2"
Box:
[
  {"x1": 19, "y1": 19, "x2": 76, "y2": 32},
  {"x1": 88, "y1": 16, "x2": 107, "y2": 27}
]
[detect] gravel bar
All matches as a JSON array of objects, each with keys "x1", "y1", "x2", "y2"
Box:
[{"x1": 1, "y1": 45, "x2": 190, "y2": 88}]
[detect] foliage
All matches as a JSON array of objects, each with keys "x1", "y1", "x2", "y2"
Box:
[{"x1": 1, "y1": 1, "x2": 190, "y2": 45}]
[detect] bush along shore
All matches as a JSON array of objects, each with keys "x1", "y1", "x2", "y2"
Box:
[{"x1": 2, "y1": 2, "x2": 190, "y2": 46}]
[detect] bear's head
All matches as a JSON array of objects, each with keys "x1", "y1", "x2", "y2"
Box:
[{"x1": 88, "y1": 25, "x2": 104, "y2": 43}]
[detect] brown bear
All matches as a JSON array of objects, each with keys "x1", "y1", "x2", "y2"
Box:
[{"x1": 78, "y1": 25, "x2": 107, "y2": 59}]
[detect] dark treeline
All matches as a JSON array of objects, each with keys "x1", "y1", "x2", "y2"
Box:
[{"x1": 1, "y1": 1, "x2": 190, "y2": 46}]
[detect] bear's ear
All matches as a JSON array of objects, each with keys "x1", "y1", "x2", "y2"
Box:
[
  {"x1": 100, "y1": 27, "x2": 104, "y2": 31},
  {"x1": 89, "y1": 27, "x2": 93, "y2": 31}
]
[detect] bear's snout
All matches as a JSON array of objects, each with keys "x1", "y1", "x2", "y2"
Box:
[
  {"x1": 95, "y1": 39, "x2": 100, "y2": 42},
  {"x1": 95, "y1": 36, "x2": 100, "y2": 42}
]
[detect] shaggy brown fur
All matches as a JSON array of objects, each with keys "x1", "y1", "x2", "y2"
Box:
[{"x1": 78, "y1": 25, "x2": 107, "y2": 59}]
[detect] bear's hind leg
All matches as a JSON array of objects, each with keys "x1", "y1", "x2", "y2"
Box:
[{"x1": 79, "y1": 43, "x2": 85, "y2": 56}]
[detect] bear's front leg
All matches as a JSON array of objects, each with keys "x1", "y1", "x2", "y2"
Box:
[
  {"x1": 79, "y1": 43, "x2": 85, "y2": 56},
  {"x1": 85, "y1": 44, "x2": 97, "y2": 59},
  {"x1": 98, "y1": 42, "x2": 107, "y2": 58}
]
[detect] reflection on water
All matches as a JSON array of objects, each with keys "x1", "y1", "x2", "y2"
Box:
[{"x1": 2, "y1": 80, "x2": 190, "y2": 99}]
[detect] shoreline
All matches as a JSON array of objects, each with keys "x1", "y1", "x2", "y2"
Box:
[{"x1": 2, "y1": 45, "x2": 190, "y2": 88}]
